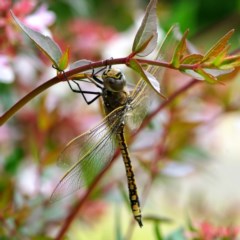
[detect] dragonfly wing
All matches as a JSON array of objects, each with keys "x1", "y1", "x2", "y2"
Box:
[
  {"x1": 125, "y1": 37, "x2": 169, "y2": 130},
  {"x1": 51, "y1": 106, "x2": 125, "y2": 202},
  {"x1": 125, "y1": 80, "x2": 151, "y2": 130}
]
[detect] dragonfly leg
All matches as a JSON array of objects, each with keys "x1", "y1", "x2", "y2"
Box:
[
  {"x1": 91, "y1": 59, "x2": 113, "y2": 85},
  {"x1": 67, "y1": 80, "x2": 101, "y2": 105},
  {"x1": 91, "y1": 67, "x2": 105, "y2": 85}
]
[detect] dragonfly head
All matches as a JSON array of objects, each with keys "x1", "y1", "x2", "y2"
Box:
[{"x1": 102, "y1": 68, "x2": 126, "y2": 92}]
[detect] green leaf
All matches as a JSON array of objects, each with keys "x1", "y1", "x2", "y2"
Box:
[
  {"x1": 210, "y1": 44, "x2": 230, "y2": 67},
  {"x1": 181, "y1": 54, "x2": 203, "y2": 65},
  {"x1": 154, "y1": 223, "x2": 163, "y2": 240},
  {"x1": 129, "y1": 59, "x2": 165, "y2": 97},
  {"x1": 132, "y1": 0, "x2": 158, "y2": 57},
  {"x1": 11, "y1": 10, "x2": 62, "y2": 68},
  {"x1": 201, "y1": 29, "x2": 234, "y2": 63},
  {"x1": 204, "y1": 68, "x2": 233, "y2": 77},
  {"x1": 219, "y1": 55, "x2": 240, "y2": 69},
  {"x1": 194, "y1": 68, "x2": 218, "y2": 83},
  {"x1": 183, "y1": 67, "x2": 232, "y2": 81},
  {"x1": 114, "y1": 205, "x2": 123, "y2": 240},
  {"x1": 172, "y1": 29, "x2": 189, "y2": 68},
  {"x1": 186, "y1": 215, "x2": 197, "y2": 233},
  {"x1": 58, "y1": 48, "x2": 70, "y2": 71},
  {"x1": 159, "y1": 25, "x2": 203, "y2": 67},
  {"x1": 4, "y1": 147, "x2": 24, "y2": 174}
]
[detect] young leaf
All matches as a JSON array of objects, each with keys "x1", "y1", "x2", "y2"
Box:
[
  {"x1": 11, "y1": 10, "x2": 62, "y2": 68},
  {"x1": 132, "y1": 0, "x2": 158, "y2": 57},
  {"x1": 183, "y1": 70, "x2": 205, "y2": 80},
  {"x1": 58, "y1": 48, "x2": 70, "y2": 71},
  {"x1": 220, "y1": 55, "x2": 240, "y2": 69},
  {"x1": 201, "y1": 29, "x2": 234, "y2": 63},
  {"x1": 181, "y1": 54, "x2": 204, "y2": 65},
  {"x1": 171, "y1": 29, "x2": 189, "y2": 68},
  {"x1": 128, "y1": 59, "x2": 165, "y2": 97},
  {"x1": 183, "y1": 68, "x2": 232, "y2": 81},
  {"x1": 195, "y1": 68, "x2": 218, "y2": 83},
  {"x1": 210, "y1": 44, "x2": 230, "y2": 67}
]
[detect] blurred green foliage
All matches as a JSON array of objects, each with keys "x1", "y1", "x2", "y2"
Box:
[
  {"x1": 49, "y1": 0, "x2": 240, "y2": 34},
  {"x1": 159, "y1": 0, "x2": 240, "y2": 34},
  {"x1": 49, "y1": 0, "x2": 135, "y2": 31}
]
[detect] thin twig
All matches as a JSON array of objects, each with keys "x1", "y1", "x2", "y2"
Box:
[
  {"x1": 0, "y1": 58, "x2": 126, "y2": 125},
  {"x1": 0, "y1": 57, "x2": 201, "y2": 126}
]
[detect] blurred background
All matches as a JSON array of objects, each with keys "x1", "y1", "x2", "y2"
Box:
[{"x1": 1, "y1": 0, "x2": 240, "y2": 239}]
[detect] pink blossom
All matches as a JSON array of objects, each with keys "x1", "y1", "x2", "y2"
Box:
[
  {"x1": 24, "y1": 4, "x2": 56, "y2": 34},
  {"x1": 0, "y1": 0, "x2": 11, "y2": 11},
  {"x1": 69, "y1": 19, "x2": 117, "y2": 59},
  {"x1": 187, "y1": 221, "x2": 240, "y2": 239},
  {"x1": 0, "y1": 1, "x2": 56, "y2": 82},
  {"x1": 11, "y1": 0, "x2": 36, "y2": 17}
]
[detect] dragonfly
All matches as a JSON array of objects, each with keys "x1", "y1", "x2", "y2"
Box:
[{"x1": 51, "y1": 59, "x2": 162, "y2": 227}]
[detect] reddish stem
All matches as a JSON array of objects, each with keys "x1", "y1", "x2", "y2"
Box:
[{"x1": 0, "y1": 57, "x2": 202, "y2": 126}]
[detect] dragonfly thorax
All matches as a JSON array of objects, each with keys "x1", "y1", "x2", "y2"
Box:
[{"x1": 102, "y1": 68, "x2": 126, "y2": 92}]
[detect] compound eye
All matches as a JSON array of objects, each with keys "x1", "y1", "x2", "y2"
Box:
[
  {"x1": 108, "y1": 78, "x2": 115, "y2": 85},
  {"x1": 102, "y1": 68, "x2": 126, "y2": 92}
]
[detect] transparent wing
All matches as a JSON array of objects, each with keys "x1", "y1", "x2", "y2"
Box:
[
  {"x1": 51, "y1": 106, "x2": 126, "y2": 202},
  {"x1": 125, "y1": 80, "x2": 150, "y2": 130},
  {"x1": 125, "y1": 27, "x2": 181, "y2": 129},
  {"x1": 125, "y1": 54, "x2": 165, "y2": 130}
]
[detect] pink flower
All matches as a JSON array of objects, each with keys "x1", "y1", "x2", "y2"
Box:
[
  {"x1": 68, "y1": 19, "x2": 118, "y2": 60},
  {"x1": 24, "y1": 4, "x2": 56, "y2": 34},
  {"x1": 0, "y1": 0, "x2": 55, "y2": 47},
  {"x1": 11, "y1": 0, "x2": 36, "y2": 17},
  {"x1": 0, "y1": 0, "x2": 56, "y2": 83},
  {"x1": 187, "y1": 221, "x2": 240, "y2": 239}
]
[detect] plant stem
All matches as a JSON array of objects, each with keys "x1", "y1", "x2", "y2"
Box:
[
  {"x1": 0, "y1": 58, "x2": 126, "y2": 126},
  {"x1": 0, "y1": 77, "x2": 60, "y2": 126},
  {"x1": 0, "y1": 56, "x2": 201, "y2": 126}
]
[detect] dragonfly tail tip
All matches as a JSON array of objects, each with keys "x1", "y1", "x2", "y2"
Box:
[{"x1": 135, "y1": 216, "x2": 143, "y2": 227}]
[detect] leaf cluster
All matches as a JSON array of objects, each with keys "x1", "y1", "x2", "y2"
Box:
[{"x1": 9, "y1": 0, "x2": 240, "y2": 107}]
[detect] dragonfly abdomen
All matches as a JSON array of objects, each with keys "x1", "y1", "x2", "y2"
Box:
[{"x1": 117, "y1": 124, "x2": 143, "y2": 227}]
